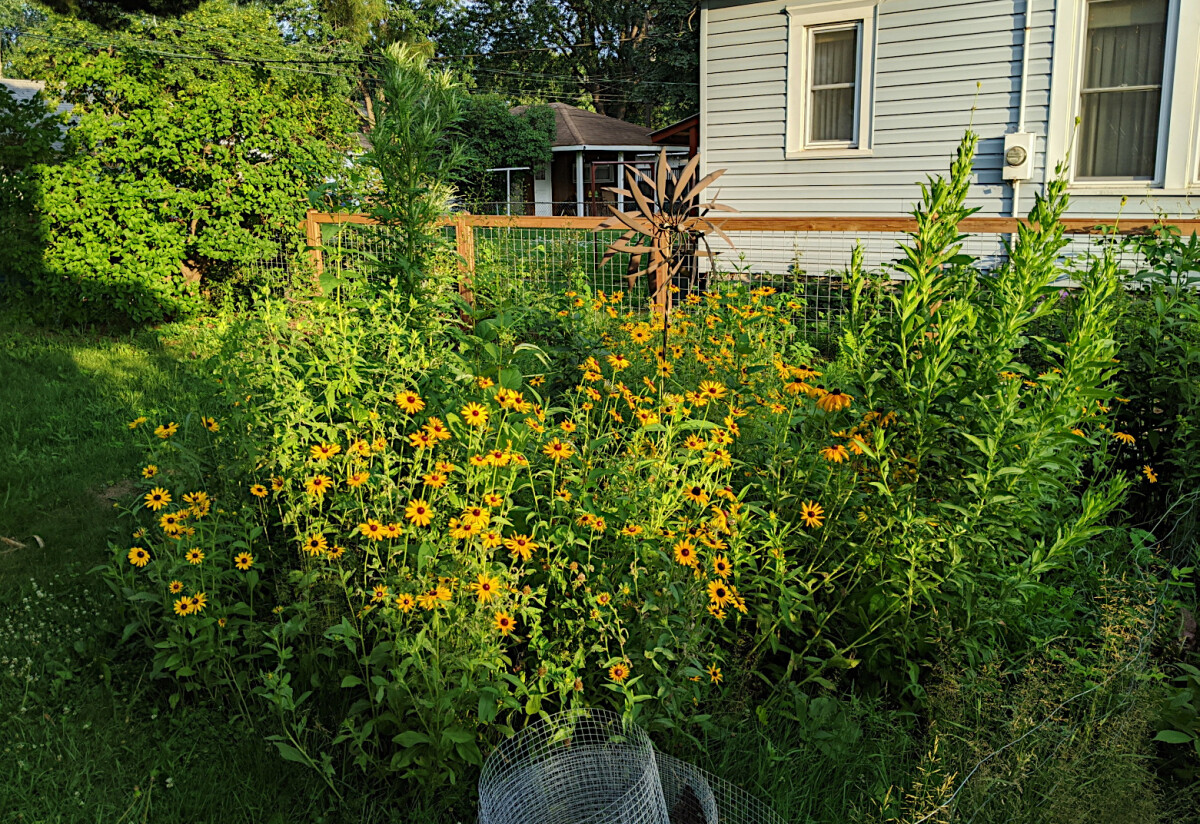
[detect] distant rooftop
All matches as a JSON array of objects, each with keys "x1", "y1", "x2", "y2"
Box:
[
  {"x1": 512, "y1": 102, "x2": 656, "y2": 150},
  {"x1": 1, "y1": 78, "x2": 47, "y2": 104}
]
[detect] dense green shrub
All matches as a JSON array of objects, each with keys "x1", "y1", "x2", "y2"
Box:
[
  {"x1": 7, "y1": 2, "x2": 357, "y2": 325},
  {"x1": 0, "y1": 83, "x2": 61, "y2": 293},
  {"x1": 456, "y1": 94, "x2": 555, "y2": 209}
]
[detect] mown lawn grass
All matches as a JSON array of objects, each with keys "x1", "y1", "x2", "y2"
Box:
[{"x1": 0, "y1": 323, "x2": 342, "y2": 823}]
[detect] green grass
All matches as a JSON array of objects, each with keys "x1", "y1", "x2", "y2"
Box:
[{"x1": 0, "y1": 323, "x2": 348, "y2": 823}]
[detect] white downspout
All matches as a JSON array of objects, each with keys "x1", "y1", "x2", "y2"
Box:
[
  {"x1": 1013, "y1": 0, "x2": 1033, "y2": 219},
  {"x1": 575, "y1": 150, "x2": 585, "y2": 216},
  {"x1": 617, "y1": 151, "x2": 625, "y2": 212}
]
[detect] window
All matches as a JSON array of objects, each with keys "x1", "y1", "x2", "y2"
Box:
[
  {"x1": 1076, "y1": 0, "x2": 1169, "y2": 179},
  {"x1": 808, "y1": 25, "x2": 860, "y2": 144},
  {"x1": 785, "y1": 1, "x2": 876, "y2": 157}
]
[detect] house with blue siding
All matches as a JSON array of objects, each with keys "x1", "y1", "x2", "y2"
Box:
[{"x1": 699, "y1": 0, "x2": 1200, "y2": 221}]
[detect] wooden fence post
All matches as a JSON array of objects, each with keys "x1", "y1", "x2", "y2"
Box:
[
  {"x1": 455, "y1": 214, "x2": 476, "y2": 307},
  {"x1": 303, "y1": 209, "x2": 324, "y2": 277}
]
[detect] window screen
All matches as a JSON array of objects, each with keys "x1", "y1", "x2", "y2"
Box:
[{"x1": 1077, "y1": 0, "x2": 1168, "y2": 178}]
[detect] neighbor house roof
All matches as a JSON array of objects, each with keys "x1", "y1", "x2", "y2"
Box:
[
  {"x1": 512, "y1": 102, "x2": 657, "y2": 151},
  {"x1": 1, "y1": 78, "x2": 47, "y2": 103}
]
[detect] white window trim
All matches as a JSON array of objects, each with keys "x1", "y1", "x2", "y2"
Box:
[
  {"x1": 785, "y1": 0, "x2": 876, "y2": 159},
  {"x1": 1046, "y1": 0, "x2": 1200, "y2": 192}
]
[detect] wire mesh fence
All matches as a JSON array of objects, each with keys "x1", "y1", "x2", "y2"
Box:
[
  {"x1": 297, "y1": 212, "x2": 1169, "y2": 338},
  {"x1": 477, "y1": 708, "x2": 785, "y2": 824}
]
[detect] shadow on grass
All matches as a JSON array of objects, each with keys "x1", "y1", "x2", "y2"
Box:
[{"x1": 0, "y1": 323, "x2": 363, "y2": 823}]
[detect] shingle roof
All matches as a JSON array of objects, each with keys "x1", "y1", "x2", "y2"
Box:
[{"x1": 512, "y1": 102, "x2": 655, "y2": 149}]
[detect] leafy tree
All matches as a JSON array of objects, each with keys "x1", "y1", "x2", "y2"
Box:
[
  {"x1": 6, "y1": 1, "x2": 357, "y2": 324},
  {"x1": 432, "y1": 0, "x2": 698, "y2": 127},
  {"x1": 456, "y1": 94, "x2": 554, "y2": 208}
]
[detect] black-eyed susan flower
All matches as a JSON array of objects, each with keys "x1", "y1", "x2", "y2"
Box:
[
  {"x1": 607, "y1": 354, "x2": 630, "y2": 371},
  {"x1": 395, "y1": 592, "x2": 416, "y2": 612},
  {"x1": 461, "y1": 402, "x2": 489, "y2": 427},
  {"x1": 493, "y1": 611, "x2": 516, "y2": 636},
  {"x1": 596, "y1": 592, "x2": 612, "y2": 606},
  {"x1": 310, "y1": 443, "x2": 341, "y2": 461},
  {"x1": 800, "y1": 501, "x2": 825, "y2": 528},
  {"x1": 394, "y1": 391, "x2": 425, "y2": 414},
  {"x1": 1143, "y1": 465, "x2": 1158, "y2": 483},
  {"x1": 141, "y1": 465, "x2": 158, "y2": 479},
  {"x1": 820, "y1": 444, "x2": 849, "y2": 463},
  {"x1": 608, "y1": 663, "x2": 630, "y2": 682},
  {"x1": 249, "y1": 483, "x2": 268, "y2": 498},
  {"x1": 698, "y1": 380, "x2": 728, "y2": 402},
  {"x1": 359, "y1": 519, "x2": 385, "y2": 540},
  {"x1": 505, "y1": 534, "x2": 536, "y2": 562},
  {"x1": 470, "y1": 573, "x2": 500, "y2": 603},
  {"x1": 128, "y1": 416, "x2": 147, "y2": 429},
  {"x1": 707, "y1": 664, "x2": 723, "y2": 684},
  {"x1": 383, "y1": 523, "x2": 403, "y2": 539},
  {"x1": 144, "y1": 487, "x2": 172, "y2": 511},
  {"x1": 270, "y1": 476, "x2": 285, "y2": 492},
  {"x1": 817, "y1": 389, "x2": 853, "y2": 413},
  {"x1": 1112, "y1": 432, "x2": 1135, "y2": 445},
  {"x1": 543, "y1": 438, "x2": 574, "y2": 461},
  {"x1": 191, "y1": 592, "x2": 207, "y2": 613},
  {"x1": 347, "y1": 471, "x2": 369, "y2": 488},
  {"x1": 303, "y1": 534, "x2": 328, "y2": 557},
  {"x1": 183, "y1": 491, "x2": 210, "y2": 518},
  {"x1": 234, "y1": 552, "x2": 254, "y2": 571},
  {"x1": 704, "y1": 448, "x2": 732, "y2": 467},
  {"x1": 683, "y1": 434, "x2": 706, "y2": 451},
  {"x1": 408, "y1": 430, "x2": 434, "y2": 450},
  {"x1": 423, "y1": 471, "x2": 447, "y2": 488},
  {"x1": 172, "y1": 596, "x2": 191, "y2": 616},
  {"x1": 483, "y1": 493, "x2": 504, "y2": 509},
  {"x1": 707, "y1": 579, "x2": 731, "y2": 608},
  {"x1": 620, "y1": 524, "x2": 643, "y2": 537},
  {"x1": 186, "y1": 548, "x2": 205, "y2": 565},
  {"x1": 684, "y1": 485, "x2": 709, "y2": 506},
  {"x1": 327, "y1": 545, "x2": 346, "y2": 560},
  {"x1": 127, "y1": 547, "x2": 150, "y2": 567},
  {"x1": 305, "y1": 475, "x2": 333, "y2": 497},
  {"x1": 405, "y1": 500, "x2": 434, "y2": 527},
  {"x1": 201, "y1": 416, "x2": 219, "y2": 432},
  {"x1": 481, "y1": 530, "x2": 502, "y2": 549},
  {"x1": 712, "y1": 555, "x2": 732, "y2": 577},
  {"x1": 168, "y1": 580, "x2": 184, "y2": 594},
  {"x1": 370, "y1": 584, "x2": 390, "y2": 603},
  {"x1": 425, "y1": 418, "x2": 452, "y2": 442},
  {"x1": 154, "y1": 422, "x2": 178, "y2": 439},
  {"x1": 673, "y1": 539, "x2": 698, "y2": 567},
  {"x1": 417, "y1": 589, "x2": 440, "y2": 610}
]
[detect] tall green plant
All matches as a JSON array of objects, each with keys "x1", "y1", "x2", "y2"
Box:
[
  {"x1": 841, "y1": 134, "x2": 1128, "y2": 686},
  {"x1": 363, "y1": 42, "x2": 466, "y2": 293}
]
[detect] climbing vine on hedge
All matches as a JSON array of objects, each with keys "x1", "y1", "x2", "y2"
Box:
[{"x1": 6, "y1": 2, "x2": 357, "y2": 325}]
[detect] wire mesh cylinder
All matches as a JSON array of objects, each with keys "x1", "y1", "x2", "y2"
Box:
[{"x1": 478, "y1": 709, "x2": 670, "y2": 824}]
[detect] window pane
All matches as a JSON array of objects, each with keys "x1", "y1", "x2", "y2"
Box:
[
  {"x1": 810, "y1": 27, "x2": 857, "y2": 143},
  {"x1": 812, "y1": 28, "x2": 857, "y2": 86},
  {"x1": 1077, "y1": 0, "x2": 1168, "y2": 178},
  {"x1": 811, "y1": 88, "x2": 856, "y2": 142},
  {"x1": 1078, "y1": 88, "x2": 1162, "y2": 177}
]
